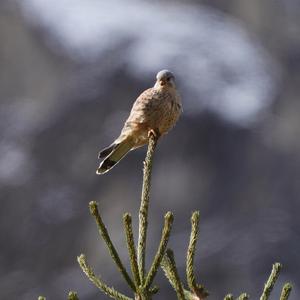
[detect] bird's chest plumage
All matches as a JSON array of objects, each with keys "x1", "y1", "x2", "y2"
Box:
[
  {"x1": 122, "y1": 87, "x2": 181, "y2": 144},
  {"x1": 146, "y1": 89, "x2": 181, "y2": 134},
  {"x1": 157, "y1": 99, "x2": 181, "y2": 134}
]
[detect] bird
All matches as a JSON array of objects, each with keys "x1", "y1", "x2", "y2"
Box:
[{"x1": 96, "y1": 70, "x2": 182, "y2": 175}]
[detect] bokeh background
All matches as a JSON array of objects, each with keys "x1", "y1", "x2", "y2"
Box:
[{"x1": 0, "y1": 0, "x2": 299, "y2": 299}]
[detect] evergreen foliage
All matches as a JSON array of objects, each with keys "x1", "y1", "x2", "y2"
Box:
[{"x1": 38, "y1": 134, "x2": 293, "y2": 299}]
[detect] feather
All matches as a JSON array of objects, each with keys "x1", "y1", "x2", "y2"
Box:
[
  {"x1": 98, "y1": 143, "x2": 116, "y2": 159},
  {"x1": 96, "y1": 138, "x2": 133, "y2": 174}
]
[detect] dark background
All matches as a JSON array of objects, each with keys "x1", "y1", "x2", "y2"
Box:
[{"x1": 0, "y1": 0, "x2": 299, "y2": 299}]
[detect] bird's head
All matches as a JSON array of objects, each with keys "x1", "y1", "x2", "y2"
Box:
[{"x1": 154, "y1": 70, "x2": 176, "y2": 89}]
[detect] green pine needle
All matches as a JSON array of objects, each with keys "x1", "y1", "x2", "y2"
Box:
[
  {"x1": 280, "y1": 283, "x2": 292, "y2": 300},
  {"x1": 260, "y1": 263, "x2": 282, "y2": 300},
  {"x1": 77, "y1": 254, "x2": 132, "y2": 300}
]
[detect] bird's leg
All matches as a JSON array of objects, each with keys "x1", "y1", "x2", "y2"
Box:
[{"x1": 148, "y1": 128, "x2": 160, "y2": 140}]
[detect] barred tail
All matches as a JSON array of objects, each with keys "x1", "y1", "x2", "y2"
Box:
[
  {"x1": 98, "y1": 143, "x2": 116, "y2": 159},
  {"x1": 96, "y1": 138, "x2": 133, "y2": 175}
]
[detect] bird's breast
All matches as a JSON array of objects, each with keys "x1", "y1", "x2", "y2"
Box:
[{"x1": 158, "y1": 97, "x2": 181, "y2": 135}]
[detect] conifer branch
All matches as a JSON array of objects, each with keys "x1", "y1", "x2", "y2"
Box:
[
  {"x1": 161, "y1": 249, "x2": 185, "y2": 300},
  {"x1": 186, "y1": 211, "x2": 199, "y2": 290},
  {"x1": 144, "y1": 211, "x2": 174, "y2": 289},
  {"x1": 77, "y1": 254, "x2": 132, "y2": 300},
  {"x1": 280, "y1": 283, "x2": 292, "y2": 300},
  {"x1": 138, "y1": 133, "x2": 158, "y2": 284},
  {"x1": 237, "y1": 293, "x2": 249, "y2": 300},
  {"x1": 123, "y1": 213, "x2": 141, "y2": 288},
  {"x1": 149, "y1": 286, "x2": 159, "y2": 295},
  {"x1": 68, "y1": 291, "x2": 79, "y2": 300},
  {"x1": 260, "y1": 263, "x2": 282, "y2": 300},
  {"x1": 38, "y1": 118, "x2": 294, "y2": 300},
  {"x1": 186, "y1": 211, "x2": 208, "y2": 299},
  {"x1": 89, "y1": 201, "x2": 136, "y2": 291}
]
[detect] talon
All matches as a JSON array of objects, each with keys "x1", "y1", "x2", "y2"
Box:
[{"x1": 148, "y1": 129, "x2": 160, "y2": 139}]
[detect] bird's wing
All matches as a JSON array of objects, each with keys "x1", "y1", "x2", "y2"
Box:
[{"x1": 126, "y1": 88, "x2": 167, "y2": 124}]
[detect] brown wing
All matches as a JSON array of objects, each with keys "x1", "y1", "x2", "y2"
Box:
[
  {"x1": 116, "y1": 87, "x2": 178, "y2": 145},
  {"x1": 126, "y1": 88, "x2": 165, "y2": 124}
]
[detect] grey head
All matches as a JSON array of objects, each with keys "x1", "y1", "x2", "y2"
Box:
[{"x1": 155, "y1": 70, "x2": 176, "y2": 88}]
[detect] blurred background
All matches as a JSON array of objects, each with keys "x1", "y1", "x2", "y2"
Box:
[{"x1": 0, "y1": 0, "x2": 299, "y2": 299}]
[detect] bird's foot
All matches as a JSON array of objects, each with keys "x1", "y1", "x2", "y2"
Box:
[{"x1": 148, "y1": 128, "x2": 160, "y2": 139}]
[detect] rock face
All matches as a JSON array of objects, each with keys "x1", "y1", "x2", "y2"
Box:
[{"x1": 0, "y1": 1, "x2": 299, "y2": 299}]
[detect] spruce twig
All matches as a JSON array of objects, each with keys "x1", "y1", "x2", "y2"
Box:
[
  {"x1": 149, "y1": 286, "x2": 159, "y2": 295},
  {"x1": 144, "y1": 211, "x2": 174, "y2": 289},
  {"x1": 137, "y1": 133, "x2": 158, "y2": 284},
  {"x1": 78, "y1": 254, "x2": 132, "y2": 300},
  {"x1": 89, "y1": 201, "x2": 136, "y2": 292},
  {"x1": 39, "y1": 116, "x2": 294, "y2": 299},
  {"x1": 68, "y1": 291, "x2": 79, "y2": 300},
  {"x1": 237, "y1": 293, "x2": 249, "y2": 300},
  {"x1": 161, "y1": 249, "x2": 185, "y2": 300},
  {"x1": 186, "y1": 211, "x2": 208, "y2": 299},
  {"x1": 280, "y1": 283, "x2": 292, "y2": 300},
  {"x1": 186, "y1": 211, "x2": 199, "y2": 290},
  {"x1": 260, "y1": 263, "x2": 282, "y2": 300},
  {"x1": 123, "y1": 213, "x2": 141, "y2": 288}
]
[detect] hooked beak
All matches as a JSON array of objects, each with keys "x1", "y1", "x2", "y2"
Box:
[{"x1": 159, "y1": 79, "x2": 167, "y2": 86}]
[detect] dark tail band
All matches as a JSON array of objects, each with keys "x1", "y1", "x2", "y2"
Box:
[
  {"x1": 98, "y1": 143, "x2": 117, "y2": 159},
  {"x1": 96, "y1": 158, "x2": 117, "y2": 175}
]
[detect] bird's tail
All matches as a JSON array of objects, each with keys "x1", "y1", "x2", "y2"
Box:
[{"x1": 96, "y1": 138, "x2": 133, "y2": 175}]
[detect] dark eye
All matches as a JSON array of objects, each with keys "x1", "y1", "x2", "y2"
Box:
[{"x1": 167, "y1": 77, "x2": 171, "y2": 81}]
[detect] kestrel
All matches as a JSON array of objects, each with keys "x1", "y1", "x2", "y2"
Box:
[{"x1": 96, "y1": 70, "x2": 182, "y2": 174}]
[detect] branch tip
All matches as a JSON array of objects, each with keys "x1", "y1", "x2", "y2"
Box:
[
  {"x1": 123, "y1": 213, "x2": 132, "y2": 223},
  {"x1": 149, "y1": 285, "x2": 159, "y2": 295},
  {"x1": 68, "y1": 291, "x2": 79, "y2": 300},
  {"x1": 77, "y1": 254, "x2": 85, "y2": 265},
  {"x1": 237, "y1": 293, "x2": 249, "y2": 300},
  {"x1": 191, "y1": 211, "x2": 200, "y2": 223},
  {"x1": 260, "y1": 262, "x2": 282, "y2": 300},
  {"x1": 280, "y1": 283, "x2": 292, "y2": 300},
  {"x1": 89, "y1": 201, "x2": 98, "y2": 216},
  {"x1": 165, "y1": 211, "x2": 174, "y2": 222}
]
